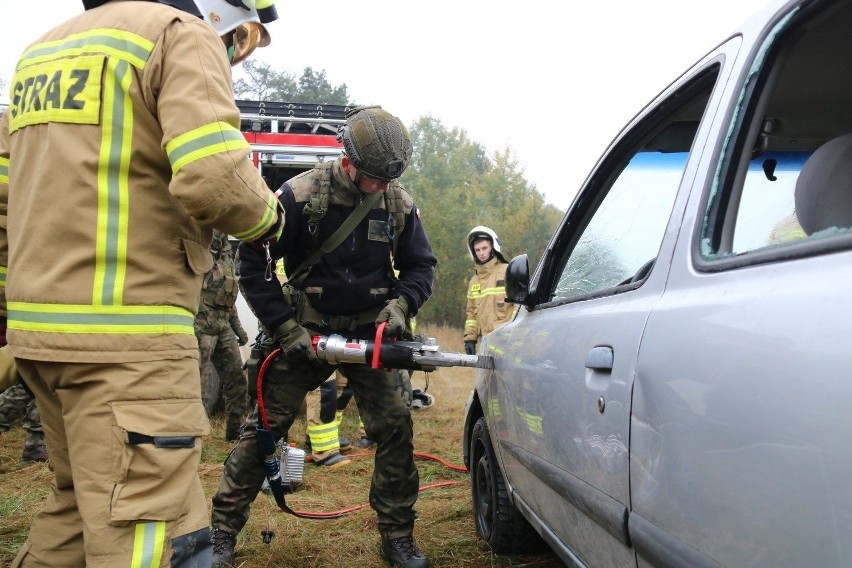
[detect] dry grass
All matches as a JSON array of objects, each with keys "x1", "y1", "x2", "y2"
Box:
[{"x1": 0, "y1": 324, "x2": 562, "y2": 567}]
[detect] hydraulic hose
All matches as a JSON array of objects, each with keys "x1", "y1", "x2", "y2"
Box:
[{"x1": 255, "y1": 346, "x2": 469, "y2": 520}]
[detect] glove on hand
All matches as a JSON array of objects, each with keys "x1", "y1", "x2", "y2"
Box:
[
  {"x1": 465, "y1": 340, "x2": 477, "y2": 355},
  {"x1": 274, "y1": 319, "x2": 319, "y2": 364},
  {"x1": 375, "y1": 297, "x2": 408, "y2": 338},
  {"x1": 231, "y1": 318, "x2": 249, "y2": 346},
  {"x1": 0, "y1": 317, "x2": 7, "y2": 347}
]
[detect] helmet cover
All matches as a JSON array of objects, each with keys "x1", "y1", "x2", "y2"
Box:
[{"x1": 337, "y1": 106, "x2": 413, "y2": 181}]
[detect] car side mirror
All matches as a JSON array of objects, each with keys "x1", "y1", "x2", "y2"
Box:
[{"x1": 505, "y1": 254, "x2": 529, "y2": 304}]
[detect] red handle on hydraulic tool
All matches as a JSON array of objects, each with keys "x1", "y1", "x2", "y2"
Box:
[{"x1": 372, "y1": 322, "x2": 387, "y2": 369}]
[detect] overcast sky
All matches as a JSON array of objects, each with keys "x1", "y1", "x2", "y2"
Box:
[{"x1": 1, "y1": 0, "x2": 778, "y2": 211}]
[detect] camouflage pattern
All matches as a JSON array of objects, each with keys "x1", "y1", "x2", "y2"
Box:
[
  {"x1": 195, "y1": 231, "x2": 248, "y2": 426},
  {"x1": 195, "y1": 311, "x2": 248, "y2": 424},
  {"x1": 0, "y1": 382, "x2": 44, "y2": 450},
  {"x1": 211, "y1": 334, "x2": 419, "y2": 539}
]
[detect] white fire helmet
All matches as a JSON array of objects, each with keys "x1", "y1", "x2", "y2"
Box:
[
  {"x1": 192, "y1": 0, "x2": 278, "y2": 64},
  {"x1": 467, "y1": 226, "x2": 506, "y2": 263}
]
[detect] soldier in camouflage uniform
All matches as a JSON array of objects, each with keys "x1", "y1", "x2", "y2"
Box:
[
  {"x1": 0, "y1": 383, "x2": 48, "y2": 462},
  {"x1": 196, "y1": 230, "x2": 250, "y2": 441},
  {"x1": 210, "y1": 106, "x2": 436, "y2": 568}
]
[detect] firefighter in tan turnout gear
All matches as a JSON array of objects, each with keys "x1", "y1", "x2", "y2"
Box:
[
  {"x1": 0, "y1": 0, "x2": 281, "y2": 566},
  {"x1": 463, "y1": 226, "x2": 515, "y2": 355}
]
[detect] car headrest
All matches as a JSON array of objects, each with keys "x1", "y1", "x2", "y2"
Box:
[{"x1": 794, "y1": 133, "x2": 852, "y2": 235}]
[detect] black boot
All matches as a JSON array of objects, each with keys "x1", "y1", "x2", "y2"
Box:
[
  {"x1": 211, "y1": 528, "x2": 236, "y2": 568},
  {"x1": 380, "y1": 535, "x2": 430, "y2": 568},
  {"x1": 21, "y1": 444, "x2": 48, "y2": 463}
]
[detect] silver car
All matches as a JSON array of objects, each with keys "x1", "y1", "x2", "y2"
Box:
[{"x1": 462, "y1": 0, "x2": 852, "y2": 566}]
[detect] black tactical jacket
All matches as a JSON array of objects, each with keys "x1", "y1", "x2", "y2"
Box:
[{"x1": 237, "y1": 158, "x2": 437, "y2": 332}]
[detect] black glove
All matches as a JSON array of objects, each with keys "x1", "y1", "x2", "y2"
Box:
[
  {"x1": 465, "y1": 340, "x2": 477, "y2": 355},
  {"x1": 375, "y1": 297, "x2": 408, "y2": 338},
  {"x1": 273, "y1": 319, "x2": 319, "y2": 364},
  {"x1": 0, "y1": 317, "x2": 6, "y2": 347}
]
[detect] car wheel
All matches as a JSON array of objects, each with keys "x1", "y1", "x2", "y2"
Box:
[{"x1": 470, "y1": 417, "x2": 543, "y2": 553}]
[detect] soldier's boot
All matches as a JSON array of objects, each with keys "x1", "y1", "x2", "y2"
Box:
[
  {"x1": 224, "y1": 422, "x2": 241, "y2": 442},
  {"x1": 21, "y1": 444, "x2": 48, "y2": 463},
  {"x1": 211, "y1": 528, "x2": 236, "y2": 568},
  {"x1": 380, "y1": 535, "x2": 430, "y2": 568}
]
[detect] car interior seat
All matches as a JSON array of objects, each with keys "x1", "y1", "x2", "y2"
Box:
[{"x1": 794, "y1": 133, "x2": 852, "y2": 236}]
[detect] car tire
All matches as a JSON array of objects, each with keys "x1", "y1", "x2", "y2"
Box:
[{"x1": 470, "y1": 417, "x2": 543, "y2": 553}]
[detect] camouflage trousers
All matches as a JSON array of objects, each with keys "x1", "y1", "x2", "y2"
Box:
[
  {"x1": 0, "y1": 382, "x2": 44, "y2": 449},
  {"x1": 211, "y1": 336, "x2": 419, "y2": 540},
  {"x1": 195, "y1": 310, "x2": 247, "y2": 428}
]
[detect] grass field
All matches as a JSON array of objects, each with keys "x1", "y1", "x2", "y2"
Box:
[{"x1": 0, "y1": 324, "x2": 562, "y2": 567}]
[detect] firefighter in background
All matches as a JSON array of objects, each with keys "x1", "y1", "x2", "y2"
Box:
[
  {"x1": 303, "y1": 370, "x2": 365, "y2": 465},
  {"x1": 0, "y1": 0, "x2": 282, "y2": 565},
  {"x1": 196, "y1": 231, "x2": 250, "y2": 441},
  {"x1": 463, "y1": 226, "x2": 516, "y2": 355},
  {"x1": 0, "y1": 383, "x2": 47, "y2": 463},
  {"x1": 212, "y1": 106, "x2": 437, "y2": 568}
]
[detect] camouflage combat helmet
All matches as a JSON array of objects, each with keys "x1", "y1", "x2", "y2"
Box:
[{"x1": 337, "y1": 106, "x2": 412, "y2": 181}]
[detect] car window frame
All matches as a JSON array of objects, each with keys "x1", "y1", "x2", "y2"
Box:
[
  {"x1": 694, "y1": 0, "x2": 852, "y2": 273},
  {"x1": 529, "y1": 62, "x2": 727, "y2": 309}
]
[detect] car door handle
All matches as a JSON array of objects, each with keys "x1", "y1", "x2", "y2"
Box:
[{"x1": 585, "y1": 346, "x2": 613, "y2": 372}]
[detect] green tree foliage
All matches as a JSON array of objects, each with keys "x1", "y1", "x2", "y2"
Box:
[
  {"x1": 292, "y1": 68, "x2": 349, "y2": 105},
  {"x1": 401, "y1": 117, "x2": 563, "y2": 326},
  {"x1": 233, "y1": 61, "x2": 350, "y2": 105}
]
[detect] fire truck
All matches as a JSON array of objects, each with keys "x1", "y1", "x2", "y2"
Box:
[
  {"x1": 234, "y1": 100, "x2": 350, "y2": 351},
  {"x1": 236, "y1": 99, "x2": 348, "y2": 190}
]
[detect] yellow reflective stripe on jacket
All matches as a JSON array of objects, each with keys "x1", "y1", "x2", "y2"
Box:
[
  {"x1": 94, "y1": 57, "x2": 133, "y2": 306},
  {"x1": 7, "y1": 302, "x2": 195, "y2": 334},
  {"x1": 17, "y1": 28, "x2": 153, "y2": 71},
  {"x1": 0, "y1": 266, "x2": 6, "y2": 288},
  {"x1": 0, "y1": 156, "x2": 8, "y2": 184},
  {"x1": 166, "y1": 122, "x2": 250, "y2": 175},
  {"x1": 231, "y1": 191, "x2": 279, "y2": 241},
  {"x1": 131, "y1": 521, "x2": 166, "y2": 568},
  {"x1": 467, "y1": 285, "x2": 506, "y2": 300},
  {"x1": 464, "y1": 318, "x2": 477, "y2": 328}
]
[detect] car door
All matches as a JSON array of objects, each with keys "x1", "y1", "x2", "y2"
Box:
[
  {"x1": 631, "y1": 1, "x2": 852, "y2": 566},
  {"x1": 483, "y1": 43, "x2": 741, "y2": 567}
]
